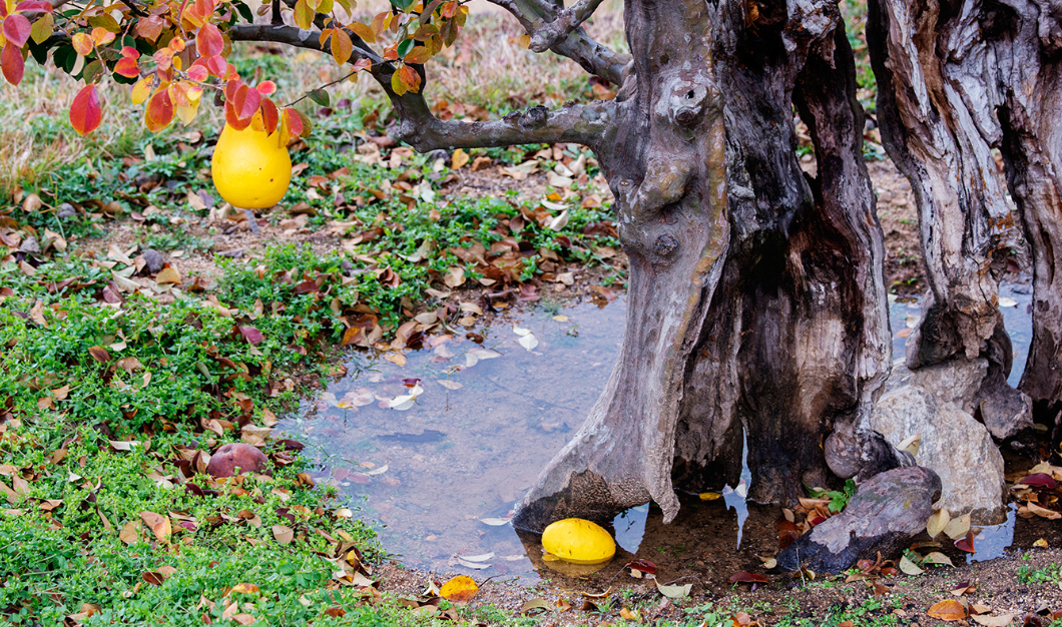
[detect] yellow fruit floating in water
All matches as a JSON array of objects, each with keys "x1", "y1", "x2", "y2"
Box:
[
  {"x1": 211, "y1": 122, "x2": 292, "y2": 209},
  {"x1": 541, "y1": 518, "x2": 616, "y2": 565}
]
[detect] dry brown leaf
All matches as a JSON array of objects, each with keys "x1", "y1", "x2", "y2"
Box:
[
  {"x1": 139, "y1": 510, "x2": 171, "y2": 543},
  {"x1": 943, "y1": 512, "x2": 971, "y2": 540},
  {"x1": 272, "y1": 524, "x2": 294, "y2": 545},
  {"x1": 156, "y1": 266, "x2": 181, "y2": 284},
  {"x1": 927, "y1": 599, "x2": 968, "y2": 621},
  {"x1": 971, "y1": 614, "x2": 1014, "y2": 626}
]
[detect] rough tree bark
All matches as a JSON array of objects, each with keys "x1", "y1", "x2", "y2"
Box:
[
  {"x1": 867, "y1": 0, "x2": 1060, "y2": 442},
  {"x1": 512, "y1": 0, "x2": 905, "y2": 530}
]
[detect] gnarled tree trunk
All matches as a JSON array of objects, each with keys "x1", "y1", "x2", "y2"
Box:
[
  {"x1": 867, "y1": 0, "x2": 1059, "y2": 442},
  {"x1": 514, "y1": 0, "x2": 903, "y2": 530}
]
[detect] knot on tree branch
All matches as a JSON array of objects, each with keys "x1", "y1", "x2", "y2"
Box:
[{"x1": 514, "y1": 105, "x2": 550, "y2": 130}]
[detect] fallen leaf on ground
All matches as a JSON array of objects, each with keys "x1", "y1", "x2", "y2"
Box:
[
  {"x1": 272, "y1": 524, "x2": 294, "y2": 544},
  {"x1": 955, "y1": 530, "x2": 977, "y2": 553},
  {"x1": 655, "y1": 579, "x2": 692, "y2": 599},
  {"x1": 728, "y1": 572, "x2": 768, "y2": 584},
  {"x1": 943, "y1": 512, "x2": 971, "y2": 540},
  {"x1": 519, "y1": 598, "x2": 552, "y2": 614},
  {"x1": 139, "y1": 510, "x2": 171, "y2": 543},
  {"x1": 899, "y1": 555, "x2": 924, "y2": 575},
  {"x1": 927, "y1": 599, "x2": 968, "y2": 621},
  {"x1": 440, "y1": 575, "x2": 478, "y2": 602},
  {"x1": 971, "y1": 614, "x2": 1014, "y2": 626},
  {"x1": 927, "y1": 508, "x2": 950, "y2": 538}
]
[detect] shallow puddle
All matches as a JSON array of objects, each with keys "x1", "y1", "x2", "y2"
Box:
[{"x1": 282, "y1": 281, "x2": 1053, "y2": 584}]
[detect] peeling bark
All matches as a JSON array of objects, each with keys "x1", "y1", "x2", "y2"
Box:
[
  {"x1": 867, "y1": 0, "x2": 1061, "y2": 433},
  {"x1": 514, "y1": 0, "x2": 900, "y2": 530}
]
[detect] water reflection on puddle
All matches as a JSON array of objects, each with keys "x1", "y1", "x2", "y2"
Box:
[
  {"x1": 282, "y1": 283, "x2": 1042, "y2": 580},
  {"x1": 281, "y1": 297, "x2": 626, "y2": 580}
]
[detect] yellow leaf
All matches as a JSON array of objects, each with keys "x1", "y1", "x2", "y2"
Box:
[
  {"x1": 131, "y1": 77, "x2": 153, "y2": 105},
  {"x1": 156, "y1": 267, "x2": 181, "y2": 284},
  {"x1": 440, "y1": 575, "x2": 478, "y2": 602},
  {"x1": 229, "y1": 582, "x2": 260, "y2": 595},
  {"x1": 518, "y1": 33, "x2": 530, "y2": 49},
  {"x1": 451, "y1": 148, "x2": 469, "y2": 169},
  {"x1": 699, "y1": 491, "x2": 722, "y2": 501},
  {"x1": 926, "y1": 508, "x2": 950, "y2": 539}
]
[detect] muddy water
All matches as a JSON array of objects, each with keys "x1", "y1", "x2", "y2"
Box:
[{"x1": 282, "y1": 282, "x2": 1049, "y2": 585}]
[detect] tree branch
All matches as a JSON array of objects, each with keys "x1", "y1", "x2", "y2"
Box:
[
  {"x1": 486, "y1": 0, "x2": 630, "y2": 86},
  {"x1": 392, "y1": 102, "x2": 615, "y2": 152},
  {"x1": 229, "y1": 24, "x2": 614, "y2": 152},
  {"x1": 528, "y1": 0, "x2": 605, "y2": 53}
]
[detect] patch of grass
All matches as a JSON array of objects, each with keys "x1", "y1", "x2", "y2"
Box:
[
  {"x1": 0, "y1": 250, "x2": 394, "y2": 624},
  {"x1": 1018, "y1": 561, "x2": 1062, "y2": 587}
]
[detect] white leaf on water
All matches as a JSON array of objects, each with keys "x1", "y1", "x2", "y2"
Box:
[
  {"x1": 513, "y1": 326, "x2": 532, "y2": 336},
  {"x1": 457, "y1": 558, "x2": 492, "y2": 570},
  {"x1": 438, "y1": 380, "x2": 463, "y2": 390},
  {"x1": 479, "y1": 518, "x2": 512, "y2": 526},
  {"x1": 462, "y1": 552, "x2": 495, "y2": 562},
  {"x1": 999, "y1": 297, "x2": 1018, "y2": 308},
  {"x1": 359, "y1": 463, "x2": 389, "y2": 476},
  {"x1": 518, "y1": 333, "x2": 539, "y2": 351},
  {"x1": 386, "y1": 384, "x2": 423, "y2": 411}
]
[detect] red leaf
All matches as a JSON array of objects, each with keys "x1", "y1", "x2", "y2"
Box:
[
  {"x1": 955, "y1": 530, "x2": 976, "y2": 553},
  {"x1": 144, "y1": 86, "x2": 175, "y2": 133},
  {"x1": 120, "y1": 45, "x2": 140, "y2": 59},
  {"x1": 4, "y1": 14, "x2": 31, "y2": 47},
  {"x1": 232, "y1": 83, "x2": 260, "y2": 121},
  {"x1": 204, "y1": 54, "x2": 226, "y2": 77},
  {"x1": 283, "y1": 107, "x2": 303, "y2": 136},
  {"x1": 255, "y1": 80, "x2": 276, "y2": 96},
  {"x1": 15, "y1": 1, "x2": 54, "y2": 11},
  {"x1": 1, "y1": 42, "x2": 23, "y2": 85},
  {"x1": 1018, "y1": 473, "x2": 1058, "y2": 489},
  {"x1": 196, "y1": 22, "x2": 223, "y2": 58},
  {"x1": 259, "y1": 97, "x2": 278, "y2": 133},
  {"x1": 186, "y1": 64, "x2": 208, "y2": 81},
  {"x1": 625, "y1": 559, "x2": 657, "y2": 575},
  {"x1": 352, "y1": 58, "x2": 372, "y2": 73},
  {"x1": 239, "y1": 326, "x2": 263, "y2": 345},
  {"x1": 113, "y1": 57, "x2": 139, "y2": 78},
  {"x1": 136, "y1": 15, "x2": 164, "y2": 42},
  {"x1": 728, "y1": 572, "x2": 769, "y2": 584},
  {"x1": 69, "y1": 84, "x2": 103, "y2": 135}
]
